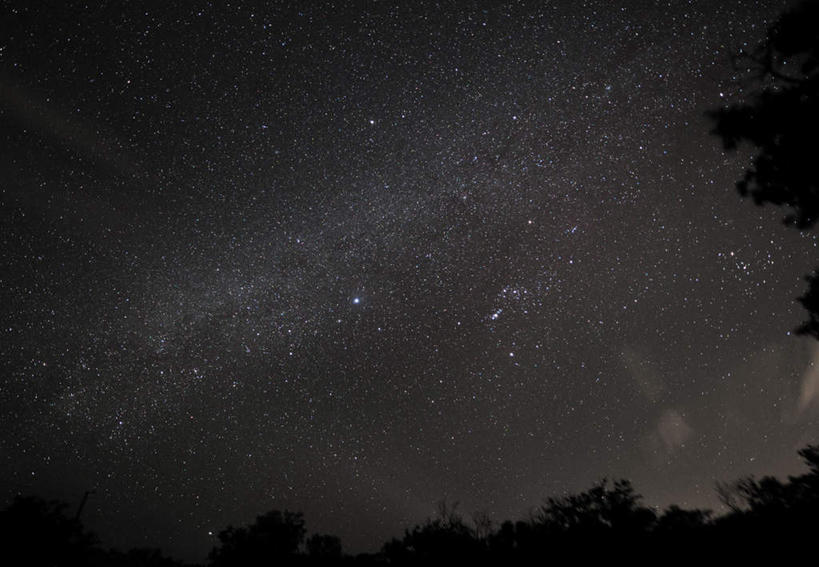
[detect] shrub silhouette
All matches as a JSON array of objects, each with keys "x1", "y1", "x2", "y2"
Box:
[
  {"x1": 0, "y1": 495, "x2": 97, "y2": 566},
  {"x1": 511, "y1": 479, "x2": 657, "y2": 562},
  {"x1": 534, "y1": 479, "x2": 655, "y2": 534},
  {"x1": 99, "y1": 547, "x2": 190, "y2": 567},
  {"x1": 208, "y1": 509, "x2": 305, "y2": 566},
  {"x1": 381, "y1": 500, "x2": 483, "y2": 565},
  {"x1": 6, "y1": 443, "x2": 819, "y2": 565},
  {"x1": 654, "y1": 505, "x2": 711, "y2": 534},
  {"x1": 306, "y1": 533, "x2": 342, "y2": 560}
]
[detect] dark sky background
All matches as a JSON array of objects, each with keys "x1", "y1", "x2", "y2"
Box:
[{"x1": 2, "y1": 0, "x2": 818, "y2": 562}]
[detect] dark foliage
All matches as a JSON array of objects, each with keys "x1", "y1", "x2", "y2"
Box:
[
  {"x1": 490, "y1": 479, "x2": 657, "y2": 563},
  {"x1": 0, "y1": 495, "x2": 97, "y2": 566},
  {"x1": 4, "y1": 444, "x2": 819, "y2": 565},
  {"x1": 306, "y1": 534, "x2": 343, "y2": 560},
  {"x1": 94, "y1": 547, "x2": 191, "y2": 567},
  {"x1": 208, "y1": 509, "x2": 306, "y2": 567},
  {"x1": 382, "y1": 500, "x2": 483, "y2": 566},
  {"x1": 710, "y1": 1, "x2": 819, "y2": 336}
]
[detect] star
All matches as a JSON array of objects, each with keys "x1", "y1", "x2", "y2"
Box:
[{"x1": 1, "y1": 1, "x2": 813, "y2": 562}]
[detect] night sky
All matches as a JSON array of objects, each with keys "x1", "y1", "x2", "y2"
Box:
[{"x1": 2, "y1": 0, "x2": 818, "y2": 561}]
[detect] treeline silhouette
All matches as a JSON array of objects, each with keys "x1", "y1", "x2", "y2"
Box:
[{"x1": 3, "y1": 444, "x2": 819, "y2": 566}]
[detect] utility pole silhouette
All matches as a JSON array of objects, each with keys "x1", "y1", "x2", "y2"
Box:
[{"x1": 74, "y1": 489, "x2": 96, "y2": 521}]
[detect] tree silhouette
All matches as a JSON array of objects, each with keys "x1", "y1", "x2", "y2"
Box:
[
  {"x1": 710, "y1": 0, "x2": 819, "y2": 336},
  {"x1": 305, "y1": 533, "x2": 342, "y2": 561},
  {"x1": 533, "y1": 478, "x2": 656, "y2": 536},
  {"x1": 706, "y1": 444, "x2": 819, "y2": 563},
  {"x1": 208, "y1": 509, "x2": 306, "y2": 567},
  {"x1": 716, "y1": 444, "x2": 819, "y2": 515},
  {"x1": 6, "y1": 443, "x2": 819, "y2": 565},
  {"x1": 101, "y1": 547, "x2": 190, "y2": 567},
  {"x1": 654, "y1": 505, "x2": 711, "y2": 533},
  {"x1": 0, "y1": 495, "x2": 97, "y2": 566},
  {"x1": 381, "y1": 499, "x2": 483, "y2": 565},
  {"x1": 523, "y1": 478, "x2": 657, "y2": 561},
  {"x1": 485, "y1": 520, "x2": 516, "y2": 556}
]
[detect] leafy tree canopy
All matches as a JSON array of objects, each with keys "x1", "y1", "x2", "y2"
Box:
[{"x1": 711, "y1": 1, "x2": 819, "y2": 335}]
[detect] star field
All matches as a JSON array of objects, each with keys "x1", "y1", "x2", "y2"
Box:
[{"x1": 1, "y1": 1, "x2": 818, "y2": 561}]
